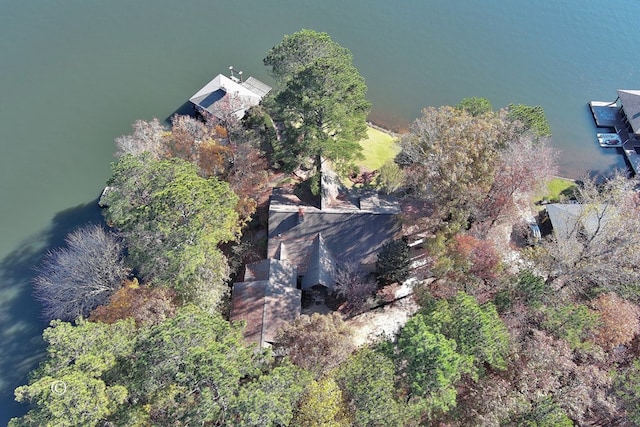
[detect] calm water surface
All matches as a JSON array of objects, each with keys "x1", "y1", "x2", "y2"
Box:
[{"x1": 1, "y1": 0, "x2": 639, "y2": 421}]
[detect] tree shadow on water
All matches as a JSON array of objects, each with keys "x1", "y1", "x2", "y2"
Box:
[
  {"x1": 165, "y1": 101, "x2": 196, "y2": 124},
  {"x1": 0, "y1": 198, "x2": 103, "y2": 424}
]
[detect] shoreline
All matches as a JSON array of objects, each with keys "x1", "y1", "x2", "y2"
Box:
[
  {"x1": 367, "y1": 114, "x2": 594, "y2": 181},
  {"x1": 366, "y1": 121, "x2": 401, "y2": 139}
]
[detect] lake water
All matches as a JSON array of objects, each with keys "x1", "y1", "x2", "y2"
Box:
[{"x1": 1, "y1": 0, "x2": 639, "y2": 421}]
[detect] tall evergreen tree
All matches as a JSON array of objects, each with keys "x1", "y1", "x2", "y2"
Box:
[{"x1": 264, "y1": 29, "x2": 371, "y2": 174}]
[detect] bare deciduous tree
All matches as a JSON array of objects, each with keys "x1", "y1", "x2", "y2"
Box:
[
  {"x1": 475, "y1": 134, "x2": 558, "y2": 234},
  {"x1": 333, "y1": 262, "x2": 376, "y2": 314},
  {"x1": 115, "y1": 118, "x2": 167, "y2": 159},
  {"x1": 34, "y1": 224, "x2": 129, "y2": 321}
]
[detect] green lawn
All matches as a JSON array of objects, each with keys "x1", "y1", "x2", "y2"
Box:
[
  {"x1": 536, "y1": 177, "x2": 577, "y2": 204},
  {"x1": 356, "y1": 127, "x2": 400, "y2": 171}
]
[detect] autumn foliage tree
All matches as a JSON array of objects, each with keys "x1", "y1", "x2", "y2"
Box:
[
  {"x1": 591, "y1": 293, "x2": 640, "y2": 350},
  {"x1": 115, "y1": 115, "x2": 231, "y2": 176},
  {"x1": 397, "y1": 106, "x2": 504, "y2": 232},
  {"x1": 397, "y1": 103, "x2": 556, "y2": 236},
  {"x1": 226, "y1": 142, "x2": 269, "y2": 220},
  {"x1": 275, "y1": 312, "x2": 355, "y2": 378},
  {"x1": 118, "y1": 114, "x2": 269, "y2": 221},
  {"x1": 441, "y1": 234, "x2": 501, "y2": 285},
  {"x1": 166, "y1": 114, "x2": 231, "y2": 177},
  {"x1": 476, "y1": 133, "x2": 558, "y2": 233},
  {"x1": 34, "y1": 224, "x2": 129, "y2": 321},
  {"x1": 292, "y1": 378, "x2": 350, "y2": 427},
  {"x1": 89, "y1": 278, "x2": 177, "y2": 327}
]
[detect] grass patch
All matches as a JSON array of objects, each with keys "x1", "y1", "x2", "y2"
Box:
[
  {"x1": 356, "y1": 127, "x2": 400, "y2": 171},
  {"x1": 536, "y1": 177, "x2": 577, "y2": 204}
]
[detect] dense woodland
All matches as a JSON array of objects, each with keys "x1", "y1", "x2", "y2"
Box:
[{"x1": 11, "y1": 29, "x2": 640, "y2": 426}]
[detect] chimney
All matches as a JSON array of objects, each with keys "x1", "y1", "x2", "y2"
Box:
[{"x1": 298, "y1": 207, "x2": 305, "y2": 224}]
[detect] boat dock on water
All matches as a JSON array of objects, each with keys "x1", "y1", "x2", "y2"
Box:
[
  {"x1": 589, "y1": 90, "x2": 640, "y2": 174},
  {"x1": 597, "y1": 132, "x2": 622, "y2": 148}
]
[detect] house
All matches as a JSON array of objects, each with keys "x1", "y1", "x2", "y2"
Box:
[
  {"x1": 230, "y1": 162, "x2": 401, "y2": 346},
  {"x1": 189, "y1": 71, "x2": 271, "y2": 121},
  {"x1": 545, "y1": 203, "x2": 612, "y2": 241},
  {"x1": 589, "y1": 90, "x2": 640, "y2": 174}
]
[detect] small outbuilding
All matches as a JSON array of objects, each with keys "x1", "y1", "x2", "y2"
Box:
[
  {"x1": 189, "y1": 72, "x2": 271, "y2": 121},
  {"x1": 545, "y1": 203, "x2": 612, "y2": 241}
]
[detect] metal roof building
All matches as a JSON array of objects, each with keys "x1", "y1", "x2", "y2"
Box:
[{"x1": 189, "y1": 73, "x2": 271, "y2": 120}]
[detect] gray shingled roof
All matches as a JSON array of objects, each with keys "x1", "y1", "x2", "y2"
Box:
[
  {"x1": 268, "y1": 191, "x2": 401, "y2": 277},
  {"x1": 234, "y1": 164, "x2": 401, "y2": 346},
  {"x1": 546, "y1": 203, "x2": 612, "y2": 240},
  {"x1": 245, "y1": 258, "x2": 297, "y2": 287},
  {"x1": 301, "y1": 234, "x2": 336, "y2": 290},
  {"x1": 269, "y1": 210, "x2": 399, "y2": 268},
  {"x1": 618, "y1": 89, "x2": 640, "y2": 135}
]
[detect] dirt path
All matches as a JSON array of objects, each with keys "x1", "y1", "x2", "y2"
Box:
[{"x1": 346, "y1": 295, "x2": 419, "y2": 347}]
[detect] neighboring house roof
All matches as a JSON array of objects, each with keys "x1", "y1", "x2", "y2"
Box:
[
  {"x1": 230, "y1": 259, "x2": 300, "y2": 347},
  {"x1": 189, "y1": 74, "x2": 271, "y2": 120},
  {"x1": 618, "y1": 89, "x2": 640, "y2": 135},
  {"x1": 546, "y1": 203, "x2": 612, "y2": 240}
]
